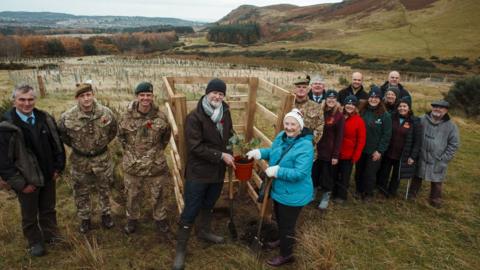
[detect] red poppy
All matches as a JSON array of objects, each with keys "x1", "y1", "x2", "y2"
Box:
[
  {"x1": 220, "y1": 119, "x2": 224, "y2": 125},
  {"x1": 146, "y1": 120, "x2": 153, "y2": 129}
]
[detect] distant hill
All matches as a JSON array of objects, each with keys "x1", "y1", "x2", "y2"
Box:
[
  {"x1": 0, "y1": 11, "x2": 203, "y2": 28},
  {"x1": 216, "y1": 0, "x2": 480, "y2": 58}
]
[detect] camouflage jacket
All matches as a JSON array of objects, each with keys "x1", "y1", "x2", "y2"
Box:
[
  {"x1": 117, "y1": 101, "x2": 171, "y2": 177},
  {"x1": 294, "y1": 98, "x2": 324, "y2": 144},
  {"x1": 59, "y1": 101, "x2": 117, "y2": 155}
]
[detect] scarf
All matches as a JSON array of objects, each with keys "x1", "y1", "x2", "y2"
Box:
[{"x1": 202, "y1": 96, "x2": 224, "y2": 137}]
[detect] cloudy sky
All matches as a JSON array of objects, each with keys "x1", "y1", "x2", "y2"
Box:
[{"x1": 1, "y1": 0, "x2": 342, "y2": 22}]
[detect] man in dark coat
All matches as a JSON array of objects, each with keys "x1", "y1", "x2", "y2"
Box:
[
  {"x1": 0, "y1": 84, "x2": 65, "y2": 257},
  {"x1": 338, "y1": 72, "x2": 369, "y2": 105},
  {"x1": 172, "y1": 78, "x2": 235, "y2": 270},
  {"x1": 308, "y1": 75, "x2": 326, "y2": 103},
  {"x1": 380, "y1": 71, "x2": 412, "y2": 102}
]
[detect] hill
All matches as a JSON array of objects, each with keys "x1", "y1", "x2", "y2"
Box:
[
  {"x1": 0, "y1": 11, "x2": 203, "y2": 28},
  {"x1": 215, "y1": 0, "x2": 480, "y2": 59}
]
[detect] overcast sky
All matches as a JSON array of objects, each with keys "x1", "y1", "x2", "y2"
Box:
[{"x1": 1, "y1": 0, "x2": 342, "y2": 22}]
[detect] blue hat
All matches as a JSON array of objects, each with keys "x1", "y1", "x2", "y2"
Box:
[
  {"x1": 344, "y1": 95, "x2": 358, "y2": 105},
  {"x1": 369, "y1": 85, "x2": 382, "y2": 98},
  {"x1": 325, "y1": 89, "x2": 338, "y2": 99}
]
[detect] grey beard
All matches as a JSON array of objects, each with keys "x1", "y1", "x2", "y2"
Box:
[{"x1": 210, "y1": 100, "x2": 222, "y2": 108}]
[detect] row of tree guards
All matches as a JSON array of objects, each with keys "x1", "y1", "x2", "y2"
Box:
[{"x1": 162, "y1": 76, "x2": 295, "y2": 220}]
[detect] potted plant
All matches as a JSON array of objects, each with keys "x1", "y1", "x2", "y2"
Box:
[{"x1": 228, "y1": 134, "x2": 261, "y2": 181}]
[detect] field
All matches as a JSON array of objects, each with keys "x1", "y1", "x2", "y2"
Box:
[{"x1": 0, "y1": 56, "x2": 479, "y2": 270}]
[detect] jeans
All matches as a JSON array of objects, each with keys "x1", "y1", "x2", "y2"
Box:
[{"x1": 180, "y1": 180, "x2": 224, "y2": 225}]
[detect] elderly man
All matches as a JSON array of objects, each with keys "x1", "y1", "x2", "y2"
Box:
[
  {"x1": 308, "y1": 75, "x2": 326, "y2": 103},
  {"x1": 118, "y1": 82, "x2": 172, "y2": 234},
  {"x1": 293, "y1": 77, "x2": 324, "y2": 145},
  {"x1": 408, "y1": 100, "x2": 459, "y2": 208},
  {"x1": 172, "y1": 78, "x2": 235, "y2": 270},
  {"x1": 380, "y1": 71, "x2": 411, "y2": 101},
  {"x1": 0, "y1": 84, "x2": 65, "y2": 257},
  {"x1": 58, "y1": 83, "x2": 117, "y2": 233},
  {"x1": 338, "y1": 72, "x2": 368, "y2": 105}
]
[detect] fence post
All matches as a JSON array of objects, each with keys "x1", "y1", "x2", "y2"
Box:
[{"x1": 37, "y1": 75, "x2": 46, "y2": 98}]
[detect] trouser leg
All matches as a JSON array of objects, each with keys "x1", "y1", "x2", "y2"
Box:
[
  {"x1": 320, "y1": 160, "x2": 335, "y2": 192},
  {"x1": 38, "y1": 179, "x2": 58, "y2": 241},
  {"x1": 408, "y1": 176, "x2": 423, "y2": 199},
  {"x1": 311, "y1": 159, "x2": 321, "y2": 188},
  {"x1": 124, "y1": 173, "x2": 143, "y2": 220},
  {"x1": 148, "y1": 174, "x2": 168, "y2": 221},
  {"x1": 377, "y1": 157, "x2": 394, "y2": 196},
  {"x1": 274, "y1": 201, "x2": 302, "y2": 257},
  {"x1": 17, "y1": 189, "x2": 43, "y2": 246},
  {"x1": 355, "y1": 154, "x2": 368, "y2": 194},
  {"x1": 363, "y1": 156, "x2": 382, "y2": 198},
  {"x1": 387, "y1": 160, "x2": 401, "y2": 196},
  {"x1": 335, "y1": 160, "x2": 353, "y2": 200},
  {"x1": 92, "y1": 157, "x2": 114, "y2": 216},
  {"x1": 72, "y1": 169, "x2": 93, "y2": 220}
]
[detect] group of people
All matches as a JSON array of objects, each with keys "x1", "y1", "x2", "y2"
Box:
[{"x1": 0, "y1": 72, "x2": 460, "y2": 269}]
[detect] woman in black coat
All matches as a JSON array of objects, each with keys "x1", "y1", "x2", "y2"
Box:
[{"x1": 377, "y1": 97, "x2": 421, "y2": 197}]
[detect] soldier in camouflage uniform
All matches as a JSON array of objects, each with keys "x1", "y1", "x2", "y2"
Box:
[
  {"x1": 292, "y1": 78, "x2": 324, "y2": 145},
  {"x1": 58, "y1": 83, "x2": 117, "y2": 233},
  {"x1": 117, "y1": 82, "x2": 172, "y2": 235}
]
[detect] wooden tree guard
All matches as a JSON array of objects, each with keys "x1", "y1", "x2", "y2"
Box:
[
  {"x1": 163, "y1": 76, "x2": 294, "y2": 220},
  {"x1": 37, "y1": 75, "x2": 46, "y2": 98}
]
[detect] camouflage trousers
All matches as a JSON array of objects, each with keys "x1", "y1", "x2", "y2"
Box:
[
  {"x1": 71, "y1": 151, "x2": 113, "y2": 220},
  {"x1": 124, "y1": 172, "x2": 168, "y2": 221}
]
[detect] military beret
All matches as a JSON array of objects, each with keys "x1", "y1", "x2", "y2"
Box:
[
  {"x1": 293, "y1": 77, "x2": 310, "y2": 85},
  {"x1": 75, "y1": 83, "x2": 93, "y2": 98},
  {"x1": 135, "y1": 82, "x2": 153, "y2": 95},
  {"x1": 431, "y1": 100, "x2": 449, "y2": 108}
]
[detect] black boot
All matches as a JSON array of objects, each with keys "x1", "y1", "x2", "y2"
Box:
[
  {"x1": 79, "y1": 219, "x2": 91, "y2": 234},
  {"x1": 172, "y1": 223, "x2": 192, "y2": 270},
  {"x1": 195, "y1": 209, "x2": 224, "y2": 244},
  {"x1": 102, "y1": 214, "x2": 115, "y2": 229},
  {"x1": 124, "y1": 219, "x2": 137, "y2": 234},
  {"x1": 408, "y1": 177, "x2": 423, "y2": 200}
]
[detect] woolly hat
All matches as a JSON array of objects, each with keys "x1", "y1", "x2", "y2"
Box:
[
  {"x1": 284, "y1": 108, "x2": 304, "y2": 130},
  {"x1": 309, "y1": 75, "x2": 325, "y2": 85},
  {"x1": 344, "y1": 95, "x2": 358, "y2": 105},
  {"x1": 369, "y1": 85, "x2": 382, "y2": 98},
  {"x1": 385, "y1": 85, "x2": 400, "y2": 98},
  {"x1": 205, "y1": 78, "x2": 226, "y2": 95},
  {"x1": 325, "y1": 89, "x2": 338, "y2": 99},
  {"x1": 75, "y1": 83, "x2": 93, "y2": 98},
  {"x1": 398, "y1": 96, "x2": 412, "y2": 108},
  {"x1": 135, "y1": 82, "x2": 153, "y2": 95}
]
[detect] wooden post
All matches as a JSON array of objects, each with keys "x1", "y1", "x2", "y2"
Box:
[
  {"x1": 37, "y1": 75, "x2": 46, "y2": 98},
  {"x1": 275, "y1": 93, "x2": 295, "y2": 134},
  {"x1": 172, "y1": 94, "x2": 188, "y2": 178},
  {"x1": 245, "y1": 77, "x2": 258, "y2": 141}
]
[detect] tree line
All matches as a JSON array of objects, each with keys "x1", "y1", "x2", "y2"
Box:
[{"x1": 207, "y1": 23, "x2": 260, "y2": 45}]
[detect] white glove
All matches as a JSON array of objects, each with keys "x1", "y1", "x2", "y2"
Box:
[
  {"x1": 246, "y1": 149, "x2": 261, "y2": 160},
  {"x1": 265, "y1": 165, "x2": 280, "y2": 178}
]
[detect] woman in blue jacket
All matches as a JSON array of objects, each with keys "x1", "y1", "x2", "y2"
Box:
[{"x1": 247, "y1": 108, "x2": 314, "y2": 267}]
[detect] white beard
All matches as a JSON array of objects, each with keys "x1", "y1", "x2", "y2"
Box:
[{"x1": 209, "y1": 100, "x2": 222, "y2": 108}]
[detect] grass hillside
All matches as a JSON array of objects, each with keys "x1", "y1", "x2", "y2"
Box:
[
  {"x1": 0, "y1": 59, "x2": 479, "y2": 269},
  {"x1": 217, "y1": 0, "x2": 480, "y2": 59}
]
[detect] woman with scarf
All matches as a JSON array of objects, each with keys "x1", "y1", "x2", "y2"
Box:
[{"x1": 247, "y1": 108, "x2": 314, "y2": 267}]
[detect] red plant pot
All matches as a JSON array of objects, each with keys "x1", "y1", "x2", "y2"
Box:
[{"x1": 234, "y1": 156, "x2": 254, "y2": 181}]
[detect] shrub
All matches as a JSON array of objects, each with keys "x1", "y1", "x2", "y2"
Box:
[{"x1": 445, "y1": 75, "x2": 480, "y2": 117}]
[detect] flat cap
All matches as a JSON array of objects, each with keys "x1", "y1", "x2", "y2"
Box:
[{"x1": 431, "y1": 100, "x2": 450, "y2": 108}]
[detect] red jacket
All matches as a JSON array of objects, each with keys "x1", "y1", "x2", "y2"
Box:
[{"x1": 340, "y1": 113, "x2": 366, "y2": 163}]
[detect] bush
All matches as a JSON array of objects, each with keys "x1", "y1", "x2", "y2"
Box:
[{"x1": 445, "y1": 75, "x2": 480, "y2": 117}]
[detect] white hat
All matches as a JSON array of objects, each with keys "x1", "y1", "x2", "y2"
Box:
[{"x1": 284, "y1": 108, "x2": 304, "y2": 130}]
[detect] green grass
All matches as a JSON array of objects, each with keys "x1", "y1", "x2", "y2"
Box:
[{"x1": 0, "y1": 61, "x2": 479, "y2": 270}]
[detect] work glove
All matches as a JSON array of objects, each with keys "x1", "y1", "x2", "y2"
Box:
[
  {"x1": 246, "y1": 149, "x2": 261, "y2": 160},
  {"x1": 265, "y1": 165, "x2": 279, "y2": 178}
]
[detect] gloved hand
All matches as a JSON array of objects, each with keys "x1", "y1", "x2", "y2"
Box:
[
  {"x1": 246, "y1": 149, "x2": 261, "y2": 160},
  {"x1": 265, "y1": 165, "x2": 279, "y2": 178}
]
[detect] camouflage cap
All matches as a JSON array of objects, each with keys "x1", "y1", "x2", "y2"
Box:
[{"x1": 75, "y1": 83, "x2": 93, "y2": 98}]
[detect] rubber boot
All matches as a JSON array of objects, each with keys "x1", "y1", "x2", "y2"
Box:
[
  {"x1": 195, "y1": 209, "x2": 224, "y2": 244},
  {"x1": 318, "y1": 191, "x2": 331, "y2": 210},
  {"x1": 172, "y1": 223, "x2": 192, "y2": 270},
  {"x1": 429, "y1": 182, "x2": 443, "y2": 208}
]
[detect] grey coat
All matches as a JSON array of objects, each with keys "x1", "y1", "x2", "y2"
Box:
[{"x1": 416, "y1": 113, "x2": 459, "y2": 182}]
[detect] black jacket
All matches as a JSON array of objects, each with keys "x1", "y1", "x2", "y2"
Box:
[
  {"x1": 308, "y1": 90, "x2": 325, "y2": 103},
  {"x1": 398, "y1": 115, "x2": 421, "y2": 179},
  {"x1": 184, "y1": 97, "x2": 234, "y2": 183},
  {"x1": 338, "y1": 85, "x2": 368, "y2": 105},
  {"x1": 0, "y1": 108, "x2": 65, "y2": 192}
]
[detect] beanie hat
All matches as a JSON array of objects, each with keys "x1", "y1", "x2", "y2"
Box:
[
  {"x1": 205, "y1": 78, "x2": 226, "y2": 95},
  {"x1": 309, "y1": 75, "x2": 325, "y2": 85},
  {"x1": 284, "y1": 108, "x2": 304, "y2": 130},
  {"x1": 344, "y1": 95, "x2": 358, "y2": 105},
  {"x1": 369, "y1": 85, "x2": 382, "y2": 98},
  {"x1": 398, "y1": 96, "x2": 412, "y2": 108},
  {"x1": 135, "y1": 82, "x2": 153, "y2": 95},
  {"x1": 75, "y1": 83, "x2": 93, "y2": 98},
  {"x1": 325, "y1": 89, "x2": 338, "y2": 99},
  {"x1": 385, "y1": 86, "x2": 400, "y2": 98}
]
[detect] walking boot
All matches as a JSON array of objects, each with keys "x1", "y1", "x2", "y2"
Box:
[
  {"x1": 407, "y1": 177, "x2": 423, "y2": 200},
  {"x1": 429, "y1": 182, "x2": 443, "y2": 208},
  {"x1": 172, "y1": 223, "x2": 192, "y2": 270},
  {"x1": 195, "y1": 209, "x2": 224, "y2": 244},
  {"x1": 318, "y1": 191, "x2": 331, "y2": 210},
  {"x1": 79, "y1": 219, "x2": 91, "y2": 234},
  {"x1": 124, "y1": 219, "x2": 137, "y2": 234},
  {"x1": 101, "y1": 214, "x2": 115, "y2": 229},
  {"x1": 29, "y1": 242, "x2": 46, "y2": 257}
]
